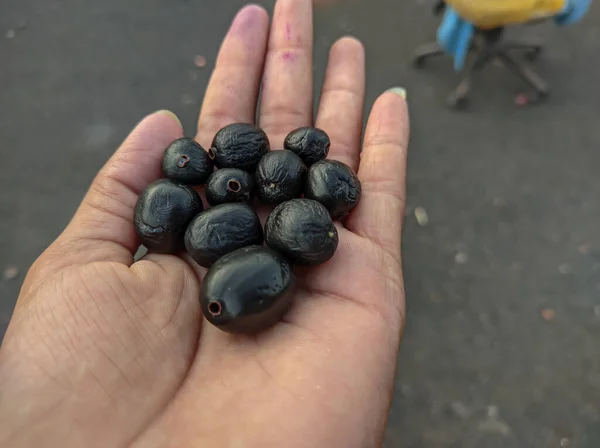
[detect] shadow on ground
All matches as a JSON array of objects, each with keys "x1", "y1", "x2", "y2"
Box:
[{"x1": 1, "y1": 0, "x2": 599, "y2": 446}]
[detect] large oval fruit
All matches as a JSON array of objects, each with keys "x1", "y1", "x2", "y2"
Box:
[
  {"x1": 209, "y1": 123, "x2": 270, "y2": 172},
  {"x1": 284, "y1": 127, "x2": 330, "y2": 166},
  {"x1": 205, "y1": 168, "x2": 254, "y2": 206},
  {"x1": 304, "y1": 160, "x2": 362, "y2": 219},
  {"x1": 161, "y1": 137, "x2": 214, "y2": 185},
  {"x1": 264, "y1": 199, "x2": 338, "y2": 265},
  {"x1": 134, "y1": 179, "x2": 203, "y2": 254},
  {"x1": 184, "y1": 203, "x2": 263, "y2": 268},
  {"x1": 255, "y1": 150, "x2": 307, "y2": 205},
  {"x1": 200, "y1": 246, "x2": 295, "y2": 334}
]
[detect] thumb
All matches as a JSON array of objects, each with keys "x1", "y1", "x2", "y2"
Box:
[{"x1": 42, "y1": 110, "x2": 184, "y2": 270}]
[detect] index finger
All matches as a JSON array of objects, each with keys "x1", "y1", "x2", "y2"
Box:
[{"x1": 344, "y1": 89, "x2": 409, "y2": 262}]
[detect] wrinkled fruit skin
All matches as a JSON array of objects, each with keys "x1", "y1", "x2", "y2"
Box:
[
  {"x1": 134, "y1": 179, "x2": 203, "y2": 254},
  {"x1": 200, "y1": 246, "x2": 295, "y2": 334},
  {"x1": 161, "y1": 137, "x2": 214, "y2": 185},
  {"x1": 304, "y1": 160, "x2": 362, "y2": 220},
  {"x1": 205, "y1": 168, "x2": 255, "y2": 206},
  {"x1": 210, "y1": 123, "x2": 270, "y2": 172},
  {"x1": 256, "y1": 150, "x2": 307, "y2": 205},
  {"x1": 185, "y1": 203, "x2": 263, "y2": 268},
  {"x1": 284, "y1": 127, "x2": 330, "y2": 166},
  {"x1": 264, "y1": 199, "x2": 339, "y2": 265}
]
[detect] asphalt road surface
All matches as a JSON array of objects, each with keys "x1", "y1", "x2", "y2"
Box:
[{"x1": 2, "y1": 1, "x2": 600, "y2": 446}]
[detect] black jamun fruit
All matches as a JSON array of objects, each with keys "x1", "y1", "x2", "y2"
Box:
[
  {"x1": 134, "y1": 179, "x2": 203, "y2": 254},
  {"x1": 255, "y1": 150, "x2": 307, "y2": 205},
  {"x1": 184, "y1": 203, "x2": 263, "y2": 268},
  {"x1": 264, "y1": 199, "x2": 338, "y2": 265},
  {"x1": 284, "y1": 127, "x2": 330, "y2": 166},
  {"x1": 209, "y1": 123, "x2": 270, "y2": 172},
  {"x1": 200, "y1": 246, "x2": 295, "y2": 334},
  {"x1": 205, "y1": 168, "x2": 254, "y2": 206},
  {"x1": 304, "y1": 160, "x2": 362, "y2": 219},
  {"x1": 161, "y1": 137, "x2": 213, "y2": 185}
]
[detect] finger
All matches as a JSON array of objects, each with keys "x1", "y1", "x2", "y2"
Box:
[
  {"x1": 55, "y1": 111, "x2": 184, "y2": 266},
  {"x1": 316, "y1": 37, "x2": 365, "y2": 170},
  {"x1": 196, "y1": 5, "x2": 270, "y2": 148},
  {"x1": 259, "y1": 0, "x2": 314, "y2": 148},
  {"x1": 345, "y1": 89, "x2": 409, "y2": 262}
]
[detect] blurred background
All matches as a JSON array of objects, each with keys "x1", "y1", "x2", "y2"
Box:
[{"x1": 1, "y1": 0, "x2": 599, "y2": 446}]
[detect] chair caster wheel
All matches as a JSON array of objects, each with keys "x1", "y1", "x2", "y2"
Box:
[
  {"x1": 514, "y1": 91, "x2": 549, "y2": 107},
  {"x1": 525, "y1": 48, "x2": 542, "y2": 61},
  {"x1": 447, "y1": 93, "x2": 468, "y2": 110},
  {"x1": 413, "y1": 55, "x2": 426, "y2": 68}
]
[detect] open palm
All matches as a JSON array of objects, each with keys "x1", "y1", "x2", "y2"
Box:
[{"x1": 0, "y1": 1, "x2": 409, "y2": 447}]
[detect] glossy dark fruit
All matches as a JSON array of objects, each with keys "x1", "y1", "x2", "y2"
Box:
[
  {"x1": 209, "y1": 123, "x2": 270, "y2": 172},
  {"x1": 134, "y1": 179, "x2": 203, "y2": 254},
  {"x1": 161, "y1": 137, "x2": 213, "y2": 185},
  {"x1": 255, "y1": 150, "x2": 307, "y2": 205},
  {"x1": 184, "y1": 203, "x2": 263, "y2": 268},
  {"x1": 304, "y1": 160, "x2": 362, "y2": 220},
  {"x1": 205, "y1": 168, "x2": 254, "y2": 206},
  {"x1": 284, "y1": 127, "x2": 331, "y2": 166},
  {"x1": 200, "y1": 246, "x2": 295, "y2": 334},
  {"x1": 264, "y1": 199, "x2": 338, "y2": 265}
]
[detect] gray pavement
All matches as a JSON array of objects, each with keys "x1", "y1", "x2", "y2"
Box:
[{"x1": 2, "y1": 0, "x2": 600, "y2": 446}]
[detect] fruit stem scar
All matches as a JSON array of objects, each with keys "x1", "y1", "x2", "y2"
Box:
[
  {"x1": 208, "y1": 301, "x2": 223, "y2": 316},
  {"x1": 328, "y1": 231, "x2": 335, "y2": 238},
  {"x1": 177, "y1": 154, "x2": 191, "y2": 168},
  {"x1": 227, "y1": 179, "x2": 242, "y2": 193},
  {"x1": 208, "y1": 148, "x2": 216, "y2": 160}
]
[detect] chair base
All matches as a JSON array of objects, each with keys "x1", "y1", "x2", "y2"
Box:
[{"x1": 413, "y1": 29, "x2": 549, "y2": 110}]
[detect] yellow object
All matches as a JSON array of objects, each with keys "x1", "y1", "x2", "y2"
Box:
[{"x1": 446, "y1": 0, "x2": 566, "y2": 28}]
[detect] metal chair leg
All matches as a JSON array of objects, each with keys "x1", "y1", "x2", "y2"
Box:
[
  {"x1": 413, "y1": 43, "x2": 445, "y2": 67},
  {"x1": 447, "y1": 49, "x2": 495, "y2": 109},
  {"x1": 496, "y1": 50, "x2": 549, "y2": 97},
  {"x1": 504, "y1": 41, "x2": 543, "y2": 52},
  {"x1": 413, "y1": 41, "x2": 479, "y2": 68},
  {"x1": 504, "y1": 41, "x2": 544, "y2": 61}
]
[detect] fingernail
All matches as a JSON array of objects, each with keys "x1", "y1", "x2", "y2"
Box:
[
  {"x1": 155, "y1": 110, "x2": 182, "y2": 127},
  {"x1": 230, "y1": 4, "x2": 265, "y2": 36},
  {"x1": 387, "y1": 87, "x2": 407, "y2": 100}
]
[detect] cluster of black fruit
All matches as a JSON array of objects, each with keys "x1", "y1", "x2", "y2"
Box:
[{"x1": 134, "y1": 123, "x2": 361, "y2": 334}]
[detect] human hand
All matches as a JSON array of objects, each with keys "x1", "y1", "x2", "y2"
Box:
[{"x1": 0, "y1": 0, "x2": 409, "y2": 447}]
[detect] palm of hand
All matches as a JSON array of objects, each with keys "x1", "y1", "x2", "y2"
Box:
[{"x1": 0, "y1": 1, "x2": 409, "y2": 447}]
